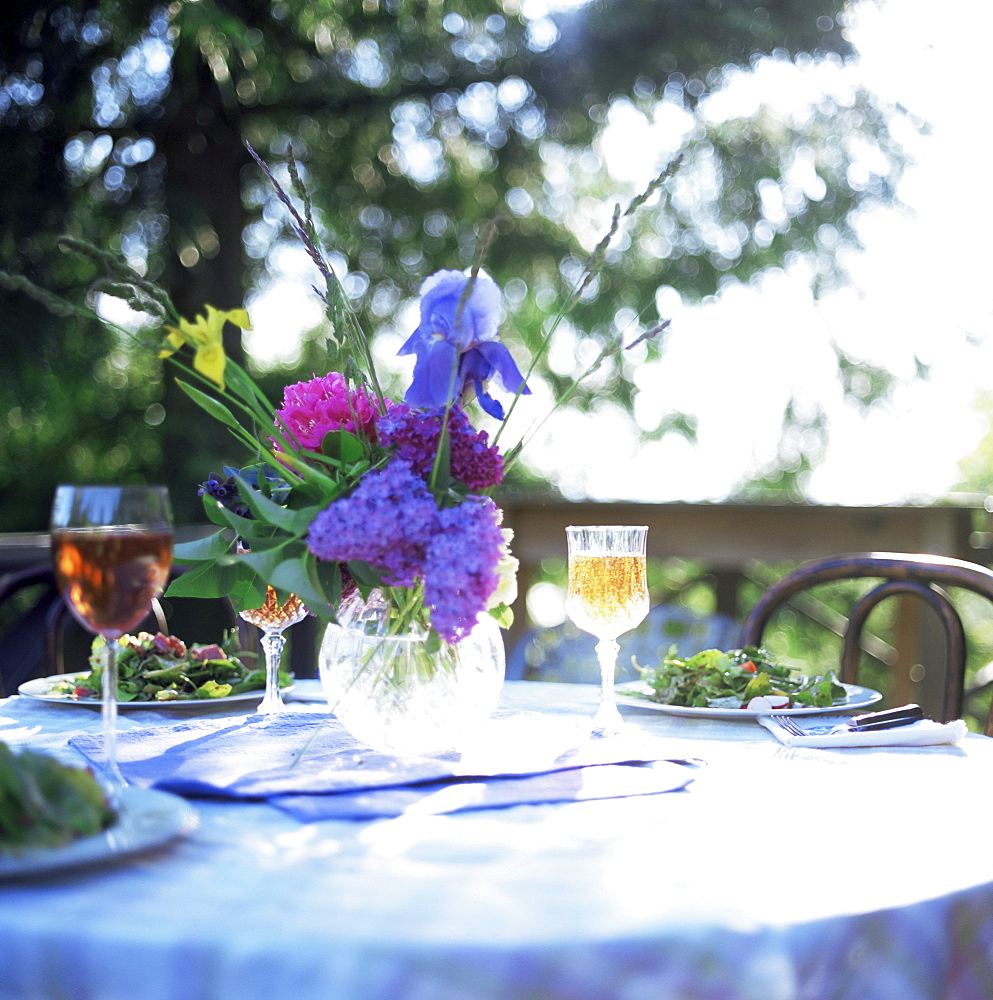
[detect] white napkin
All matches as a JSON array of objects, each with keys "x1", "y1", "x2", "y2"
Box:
[{"x1": 757, "y1": 714, "x2": 968, "y2": 748}]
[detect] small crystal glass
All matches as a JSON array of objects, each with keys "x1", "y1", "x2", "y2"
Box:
[
  {"x1": 565, "y1": 525, "x2": 649, "y2": 731},
  {"x1": 239, "y1": 587, "x2": 308, "y2": 713}
]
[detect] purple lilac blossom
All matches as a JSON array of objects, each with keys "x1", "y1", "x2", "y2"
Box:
[
  {"x1": 422, "y1": 496, "x2": 504, "y2": 642},
  {"x1": 306, "y1": 460, "x2": 437, "y2": 588},
  {"x1": 274, "y1": 373, "x2": 381, "y2": 451},
  {"x1": 307, "y1": 458, "x2": 504, "y2": 642},
  {"x1": 398, "y1": 270, "x2": 530, "y2": 420},
  {"x1": 377, "y1": 405, "x2": 504, "y2": 491}
]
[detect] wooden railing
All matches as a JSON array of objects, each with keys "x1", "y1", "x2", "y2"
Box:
[
  {"x1": 500, "y1": 494, "x2": 991, "y2": 630},
  {"x1": 5, "y1": 495, "x2": 987, "y2": 574},
  {"x1": 4, "y1": 495, "x2": 992, "y2": 681}
]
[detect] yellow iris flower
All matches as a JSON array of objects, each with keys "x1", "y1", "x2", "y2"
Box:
[{"x1": 159, "y1": 305, "x2": 251, "y2": 390}]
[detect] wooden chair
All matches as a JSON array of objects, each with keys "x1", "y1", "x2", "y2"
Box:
[
  {"x1": 0, "y1": 565, "x2": 67, "y2": 697},
  {"x1": 740, "y1": 552, "x2": 993, "y2": 734},
  {"x1": 507, "y1": 603, "x2": 740, "y2": 683},
  {"x1": 0, "y1": 563, "x2": 253, "y2": 698}
]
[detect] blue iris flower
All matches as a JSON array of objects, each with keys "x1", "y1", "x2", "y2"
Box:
[{"x1": 398, "y1": 270, "x2": 530, "y2": 420}]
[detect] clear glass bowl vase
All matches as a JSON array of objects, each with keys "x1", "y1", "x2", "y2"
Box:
[{"x1": 318, "y1": 591, "x2": 506, "y2": 757}]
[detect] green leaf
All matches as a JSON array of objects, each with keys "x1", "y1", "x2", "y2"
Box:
[
  {"x1": 165, "y1": 561, "x2": 237, "y2": 599},
  {"x1": 319, "y1": 429, "x2": 365, "y2": 465},
  {"x1": 224, "y1": 360, "x2": 272, "y2": 413},
  {"x1": 488, "y1": 603, "x2": 514, "y2": 629},
  {"x1": 315, "y1": 559, "x2": 343, "y2": 612},
  {"x1": 742, "y1": 672, "x2": 772, "y2": 699},
  {"x1": 200, "y1": 492, "x2": 233, "y2": 528},
  {"x1": 239, "y1": 537, "x2": 309, "y2": 579},
  {"x1": 172, "y1": 530, "x2": 231, "y2": 563},
  {"x1": 208, "y1": 502, "x2": 271, "y2": 541},
  {"x1": 286, "y1": 504, "x2": 324, "y2": 535},
  {"x1": 232, "y1": 474, "x2": 300, "y2": 532},
  {"x1": 269, "y1": 554, "x2": 330, "y2": 617},
  {"x1": 345, "y1": 559, "x2": 385, "y2": 589},
  {"x1": 198, "y1": 493, "x2": 268, "y2": 539},
  {"x1": 229, "y1": 568, "x2": 268, "y2": 612},
  {"x1": 284, "y1": 481, "x2": 324, "y2": 508},
  {"x1": 429, "y1": 422, "x2": 452, "y2": 492},
  {"x1": 236, "y1": 543, "x2": 286, "y2": 582},
  {"x1": 175, "y1": 379, "x2": 241, "y2": 430},
  {"x1": 292, "y1": 456, "x2": 348, "y2": 498},
  {"x1": 196, "y1": 679, "x2": 233, "y2": 699}
]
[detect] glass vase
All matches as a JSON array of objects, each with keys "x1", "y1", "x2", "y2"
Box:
[{"x1": 318, "y1": 591, "x2": 505, "y2": 757}]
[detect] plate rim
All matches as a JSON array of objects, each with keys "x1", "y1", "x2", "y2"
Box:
[
  {"x1": 0, "y1": 786, "x2": 198, "y2": 879},
  {"x1": 18, "y1": 671, "x2": 293, "y2": 709},
  {"x1": 614, "y1": 680, "x2": 882, "y2": 719}
]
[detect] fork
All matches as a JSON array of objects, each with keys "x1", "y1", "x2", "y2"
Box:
[{"x1": 771, "y1": 715, "x2": 807, "y2": 737}]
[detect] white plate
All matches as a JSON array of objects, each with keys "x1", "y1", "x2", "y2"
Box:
[
  {"x1": 18, "y1": 672, "x2": 293, "y2": 709},
  {"x1": 0, "y1": 786, "x2": 198, "y2": 880},
  {"x1": 615, "y1": 681, "x2": 882, "y2": 719},
  {"x1": 284, "y1": 678, "x2": 326, "y2": 703}
]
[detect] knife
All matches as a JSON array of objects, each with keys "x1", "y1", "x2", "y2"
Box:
[
  {"x1": 847, "y1": 703, "x2": 924, "y2": 731},
  {"x1": 804, "y1": 703, "x2": 925, "y2": 736}
]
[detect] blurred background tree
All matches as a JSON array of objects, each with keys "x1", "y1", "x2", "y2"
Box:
[{"x1": 0, "y1": 0, "x2": 910, "y2": 529}]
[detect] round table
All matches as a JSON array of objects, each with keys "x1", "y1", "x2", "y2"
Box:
[{"x1": 2, "y1": 680, "x2": 991, "y2": 1000}]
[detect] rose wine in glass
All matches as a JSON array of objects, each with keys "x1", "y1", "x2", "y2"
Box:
[
  {"x1": 239, "y1": 587, "x2": 307, "y2": 713},
  {"x1": 565, "y1": 525, "x2": 649, "y2": 732},
  {"x1": 51, "y1": 485, "x2": 173, "y2": 796}
]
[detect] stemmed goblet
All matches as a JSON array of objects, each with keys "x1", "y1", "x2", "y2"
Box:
[
  {"x1": 50, "y1": 485, "x2": 173, "y2": 797},
  {"x1": 239, "y1": 587, "x2": 307, "y2": 713},
  {"x1": 565, "y1": 525, "x2": 649, "y2": 732}
]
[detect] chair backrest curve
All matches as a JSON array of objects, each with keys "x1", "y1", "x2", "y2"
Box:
[{"x1": 740, "y1": 551, "x2": 993, "y2": 732}]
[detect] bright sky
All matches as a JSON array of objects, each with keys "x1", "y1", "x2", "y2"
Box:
[
  {"x1": 531, "y1": 0, "x2": 993, "y2": 506},
  {"x1": 246, "y1": 0, "x2": 993, "y2": 507}
]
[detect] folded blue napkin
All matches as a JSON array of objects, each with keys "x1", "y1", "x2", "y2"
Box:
[
  {"x1": 272, "y1": 762, "x2": 694, "y2": 821},
  {"x1": 69, "y1": 711, "x2": 695, "y2": 819}
]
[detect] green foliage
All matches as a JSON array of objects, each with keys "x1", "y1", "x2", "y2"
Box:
[
  {"x1": 955, "y1": 392, "x2": 993, "y2": 497},
  {"x1": 0, "y1": 0, "x2": 911, "y2": 530},
  {"x1": 733, "y1": 397, "x2": 829, "y2": 500}
]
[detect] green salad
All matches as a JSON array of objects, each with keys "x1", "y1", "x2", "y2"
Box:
[
  {"x1": 0, "y1": 741, "x2": 115, "y2": 853},
  {"x1": 633, "y1": 646, "x2": 846, "y2": 709},
  {"x1": 51, "y1": 629, "x2": 287, "y2": 703}
]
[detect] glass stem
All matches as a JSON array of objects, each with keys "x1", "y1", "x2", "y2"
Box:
[
  {"x1": 101, "y1": 639, "x2": 126, "y2": 800},
  {"x1": 258, "y1": 628, "x2": 287, "y2": 714},
  {"x1": 592, "y1": 637, "x2": 623, "y2": 733}
]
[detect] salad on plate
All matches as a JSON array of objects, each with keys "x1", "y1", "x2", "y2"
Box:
[
  {"x1": 0, "y1": 741, "x2": 115, "y2": 853},
  {"x1": 49, "y1": 629, "x2": 286, "y2": 703},
  {"x1": 632, "y1": 646, "x2": 847, "y2": 711}
]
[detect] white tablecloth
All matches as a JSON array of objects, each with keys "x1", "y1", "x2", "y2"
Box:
[{"x1": 2, "y1": 680, "x2": 993, "y2": 1000}]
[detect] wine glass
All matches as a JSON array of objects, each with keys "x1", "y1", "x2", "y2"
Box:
[
  {"x1": 239, "y1": 588, "x2": 307, "y2": 713},
  {"x1": 50, "y1": 485, "x2": 173, "y2": 796},
  {"x1": 565, "y1": 525, "x2": 649, "y2": 732}
]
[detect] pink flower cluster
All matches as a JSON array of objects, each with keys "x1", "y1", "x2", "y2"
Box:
[{"x1": 274, "y1": 373, "x2": 380, "y2": 451}]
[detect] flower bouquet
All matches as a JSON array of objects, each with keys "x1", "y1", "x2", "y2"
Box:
[
  {"x1": 168, "y1": 269, "x2": 523, "y2": 650},
  {"x1": 21, "y1": 144, "x2": 680, "y2": 753}
]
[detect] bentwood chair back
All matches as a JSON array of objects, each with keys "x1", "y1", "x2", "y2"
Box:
[
  {"x1": 508, "y1": 603, "x2": 739, "y2": 683},
  {"x1": 0, "y1": 565, "x2": 67, "y2": 697},
  {"x1": 740, "y1": 552, "x2": 993, "y2": 735},
  {"x1": 0, "y1": 563, "x2": 252, "y2": 697}
]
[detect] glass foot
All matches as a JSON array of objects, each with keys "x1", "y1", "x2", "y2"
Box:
[{"x1": 257, "y1": 628, "x2": 288, "y2": 714}]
